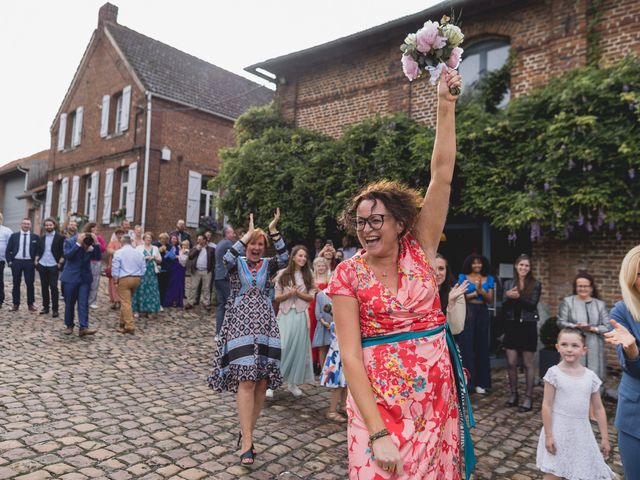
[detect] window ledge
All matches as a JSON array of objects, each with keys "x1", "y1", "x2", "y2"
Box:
[{"x1": 105, "y1": 132, "x2": 125, "y2": 140}]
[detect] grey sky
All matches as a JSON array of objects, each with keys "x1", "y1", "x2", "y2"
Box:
[{"x1": 1, "y1": 0, "x2": 441, "y2": 166}]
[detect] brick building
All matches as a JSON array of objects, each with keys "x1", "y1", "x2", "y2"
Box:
[
  {"x1": 46, "y1": 3, "x2": 272, "y2": 237},
  {"x1": 247, "y1": 0, "x2": 640, "y2": 313}
]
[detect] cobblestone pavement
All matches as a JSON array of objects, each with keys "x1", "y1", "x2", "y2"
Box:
[{"x1": 0, "y1": 279, "x2": 625, "y2": 479}]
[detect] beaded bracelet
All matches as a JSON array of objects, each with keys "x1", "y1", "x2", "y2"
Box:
[{"x1": 369, "y1": 428, "x2": 390, "y2": 445}]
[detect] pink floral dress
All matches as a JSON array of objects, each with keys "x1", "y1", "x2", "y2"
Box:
[{"x1": 328, "y1": 234, "x2": 468, "y2": 479}]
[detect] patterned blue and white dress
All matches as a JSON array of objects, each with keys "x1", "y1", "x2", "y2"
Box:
[
  {"x1": 208, "y1": 238, "x2": 288, "y2": 393},
  {"x1": 318, "y1": 291, "x2": 346, "y2": 388}
]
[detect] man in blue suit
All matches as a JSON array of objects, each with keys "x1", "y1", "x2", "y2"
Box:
[
  {"x1": 5, "y1": 218, "x2": 39, "y2": 311},
  {"x1": 60, "y1": 230, "x2": 102, "y2": 336}
]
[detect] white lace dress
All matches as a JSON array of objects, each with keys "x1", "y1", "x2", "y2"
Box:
[{"x1": 536, "y1": 366, "x2": 615, "y2": 479}]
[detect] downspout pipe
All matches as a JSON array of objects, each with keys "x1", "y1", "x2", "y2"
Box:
[
  {"x1": 16, "y1": 165, "x2": 29, "y2": 191},
  {"x1": 141, "y1": 92, "x2": 152, "y2": 231}
]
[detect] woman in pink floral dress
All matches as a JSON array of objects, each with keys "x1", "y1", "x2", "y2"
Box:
[{"x1": 328, "y1": 69, "x2": 474, "y2": 480}]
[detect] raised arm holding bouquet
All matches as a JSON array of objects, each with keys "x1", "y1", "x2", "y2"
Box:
[{"x1": 401, "y1": 15, "x2": 464, "y2": 95}]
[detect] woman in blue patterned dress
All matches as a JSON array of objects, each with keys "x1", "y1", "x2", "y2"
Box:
[
  {"x1": 318, "y1": 290, "x2": 348, "y2": 423},
  {"x1": 208, "y1": 209, "x2": 287, "y2": 466}
]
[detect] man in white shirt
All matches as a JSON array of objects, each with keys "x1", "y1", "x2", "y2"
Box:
[
  {"x1": 185, "y1": 234, "x2": 214, "y2": 310},
  {"x1": 0, "y1": 213, "x2": 13, "y2": 308},
  {"x1": 5, "y1": 218, "x2": 39, "y2": 311},
  {"x1": 111, "y1": 235, "x2": 145, "y2": 334},
  {"x1": 35, "y1": 218, "x2": 65, "y2": 318}
]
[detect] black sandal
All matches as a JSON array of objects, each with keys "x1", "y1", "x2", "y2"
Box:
[
  {"x1": 505, "y1": 392, "x2": 519, "y2": 407},
  {"x1": 519, "y1": 396, "x2": 532, "y2": 412},
  {"x1": 237, "y1": 432, "x2": 256, "y2": 456},
  {"x1": 240, "y1": 447, "x2": 255, "y2": 465}
]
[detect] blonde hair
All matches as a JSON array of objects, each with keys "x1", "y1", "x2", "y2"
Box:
[
  {"x1": 313, "y1": 256, "x2": 330, "y2": 278},
  {"x1": 180, "y1": 240, "x2": 190, "y2": 249},
  {"x1": 248, "y1": 228, "x2": 269, "y2": 247},
  {"x1": 620, "y1": 245, "x2": 640, "y2": 322}
]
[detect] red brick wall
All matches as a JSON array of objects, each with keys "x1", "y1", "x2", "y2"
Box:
[
  {"x1": 274, "y1": 0, "x2": 637, "y2": 134},
  {"x1": 596, "y1": 0, "x2": 640, "y2": 63},
  {"x1": 144, "y1": 97, "x2": 235, "y2": 234},
  {"x1": 47, "y1": 27, "x2": 237, "y2": 237},
  {"x1": 532, "y1": 232, "x2": 640, "y2": 313}
]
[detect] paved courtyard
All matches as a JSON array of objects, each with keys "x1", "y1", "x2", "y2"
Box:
[{"x1": 0, "y1": 279, "x2": 625, "y2": 479}]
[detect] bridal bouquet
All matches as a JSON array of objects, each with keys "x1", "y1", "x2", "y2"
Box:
[{"x1": 400, "y1": 15, "x2": 464, "y2": 95}]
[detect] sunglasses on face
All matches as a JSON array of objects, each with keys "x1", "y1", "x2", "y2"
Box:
[{"x1": 355, "y1": 214, "x2": 386, "y2": 231}]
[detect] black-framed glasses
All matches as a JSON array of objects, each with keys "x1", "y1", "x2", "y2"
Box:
[{"x1": 355, "y1": 214, "x2": 386, "y2": 231}]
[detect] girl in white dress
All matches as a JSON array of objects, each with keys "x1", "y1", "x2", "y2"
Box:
[{"x1": 537, "y1": 326, "x2": 615, "y2": 479}]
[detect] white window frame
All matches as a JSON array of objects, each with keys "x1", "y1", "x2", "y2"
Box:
[
  {"x1": 84, "y1": 175, "x2": 93, "y2": 216},
  {"x1": 114, "y1": 95, "x2": 124, "y2": 134},
  {"x1": 119, "y1": 168, "x2": 129, "y2": 209}
]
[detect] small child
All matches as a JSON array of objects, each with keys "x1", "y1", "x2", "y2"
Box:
[
  {"x1": 536, "y1": 327, "x2": 615, "y2": 480},
  {"x1": 317, "y1": 290, "x2": 347, "y2": 423}
]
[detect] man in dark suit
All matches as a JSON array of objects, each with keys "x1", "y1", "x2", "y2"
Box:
[
  {"x1": 60, "y1": 231, "x2": 102, "y2": 336},
  {"x1": 35, "y1": 218, "x2": 65, "y2": 318},
  {"x1": 5, "y1": 218, "x2": 39, "y2": 311},
  {"x1": 170, "y1": 219, "x2": 192, "y2": 248}
]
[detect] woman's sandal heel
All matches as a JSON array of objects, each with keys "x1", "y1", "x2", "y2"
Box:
[{"x1": 239, "y1": 448, "x2": 255, "y2": 465}]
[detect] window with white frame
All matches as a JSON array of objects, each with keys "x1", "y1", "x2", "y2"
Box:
[
  {"x1": 459, "y1": 39, "x2": 511, "y2": 105},
  {"x1": 101, "y1": 85, "x2": 131, "y2": 138},
  {"x1": 83, "y1": 174, "x2": 92, "y2": 216},
  {"x1": 199, "y1": 176, "x2": 216, "y2": 219},
  {"x1": 119, "y1": 168, "x2": 129, "y2": 209},
  {"x1": 56, "y1": 106, "x2": 84, "y2": 151}
]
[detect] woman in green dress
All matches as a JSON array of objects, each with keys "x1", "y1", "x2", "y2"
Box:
[{"x1": 132, "y1": 231, "x2": 162, "y2": 316}]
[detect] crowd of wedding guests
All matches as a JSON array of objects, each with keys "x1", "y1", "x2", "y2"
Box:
[{"x1": 2, "y1": 208, "x2": 639, "y2": 476}]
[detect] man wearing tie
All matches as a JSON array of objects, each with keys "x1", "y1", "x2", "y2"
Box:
[
  {"x1": 5, "y1": 218, "x2": 39, "y2": 311},
  {"x1": 60, "y1": 230, "x2": 102, "y2": 336},
  {"x1": 0, "y1": 213, "x2": 13, "y2": 308},
  {"x1": 35, "y1": 218, "x2": 65, "y2": 318}
]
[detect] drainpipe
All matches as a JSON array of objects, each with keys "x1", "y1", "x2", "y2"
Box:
[
  {"x1": 16, "y1": 164, "x2": 29, "y2": 191},
  {"x1": 141, "y1": 92, "x2": 152, "y2": 231}
]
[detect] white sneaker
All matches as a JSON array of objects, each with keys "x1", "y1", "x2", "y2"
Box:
[
  {"x1": 89, "y1": 304, "x2": 98, "y2": 309},
  {"x1": 288, "y1": 384, "x2": 303, "y2": 397},
  {"x1": 265, "y1": 388, "x2": 274, "y2": 398},
  {"x1": 475, "y1": 386, "x2": 487, "y2": 394}
]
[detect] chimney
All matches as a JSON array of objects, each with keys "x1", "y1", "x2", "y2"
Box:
[{"x1": 98, "y1": 3, "x2": 118, "y2": 27}]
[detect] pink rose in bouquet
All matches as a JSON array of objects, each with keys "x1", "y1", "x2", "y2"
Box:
[
  {"x1": 400, "y1": 15, "x2": 464, "y2": 95},
  {"x1": 416, "y1": 20, "x2": 447, "y2": 53},
  {"x1": 402, "y1": 54, "x2": 420, "y2": 81}
]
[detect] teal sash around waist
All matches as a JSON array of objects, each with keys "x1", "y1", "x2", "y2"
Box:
[{"x1": 361, "y1": 324, "x2": 476, "y2": 480}]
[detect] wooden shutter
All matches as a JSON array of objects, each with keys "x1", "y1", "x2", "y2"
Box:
[
  {"x1": 89, "y1": 171, "x2": 99, "y2": 222},
  {"x1": 186, "y1": 170, "x2": 202, "y2": 228},
  {"x1": 58, "y1": 177, "x2": 69, "y2": 220},
  {"x1": 70, "y1": 175, "x2": 80, "y2": 213},
  {"x1": 119, "y1": 85, "x2": 131, "y2": 132},
  {"x1": 102, "y1": 168, "x2": 114, "y2": 224},
  {"x1": 57, "y1": 113, "x2": 67, "y2": 151},
  {"x1": 125, "y1": 162, "x2": 137, "y2": 221},
  {"x1": 72, "y1": 106, "x2": 83, "y2": 147},
  {"x1": 100, "y1": 95, "x2": 110, "y2": 138},
  {"x1": 44, "y1": 181, "x2": 53, "y2": 219}
]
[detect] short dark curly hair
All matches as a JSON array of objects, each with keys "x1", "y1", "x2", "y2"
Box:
[{"x1": 338, "y1": 180, "x2": 423, "y2": 237}]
